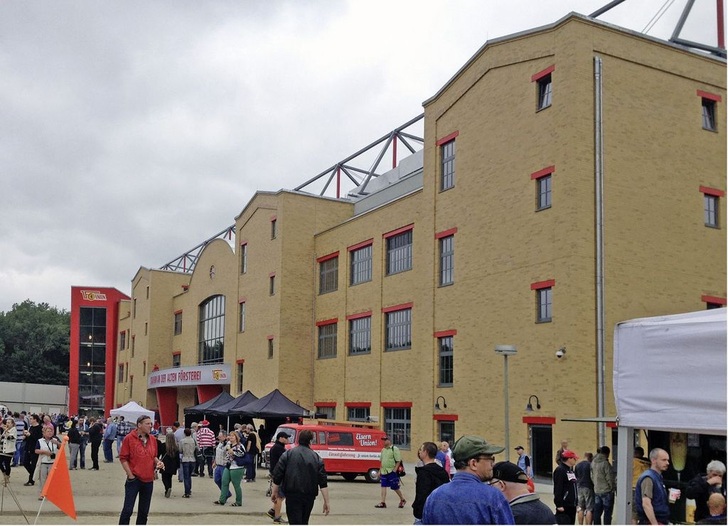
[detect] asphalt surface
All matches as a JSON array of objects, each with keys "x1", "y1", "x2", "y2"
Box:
[{"x1": 0, "y1": 459, "x2": 556, "y2": 525}]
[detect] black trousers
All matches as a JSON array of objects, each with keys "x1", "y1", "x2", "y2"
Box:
[
  {"x1": 90, "y1": 440, "x2": 101, "y2": 469},
  {"x1": 285, "y1": 492, "x2": 316, "y2": 525},
  {"x1": 0, "y1": 455, "x2": 11, "y2": 476},
  {"x1": 24, "y1": 451, "x2": 38, "y2": 482},
  {"x1": 556, "y1": 506, "x2": 577, "y2": 525}
]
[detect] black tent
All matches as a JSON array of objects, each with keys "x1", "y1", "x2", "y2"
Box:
[
  {"x1": 183, "y1": 391, "x2": 235, "y2": 416},
  {"x1": 207, "y1": 390, "x2": 259, "y2": 416},
  {"x1": 229, "y1": 389, "x2": 309, "y2": 418}
]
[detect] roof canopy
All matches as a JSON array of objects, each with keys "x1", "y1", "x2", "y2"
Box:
[
  {"x1": 183, "y1": 391, "x2": 235, "y2": 415},
  {"x1": 614, "y1": 309, "x2": 727, "y2": 435},
  {"x1": 110, "y1": 401, "x2": 155, "y2": 424},
  {"x1": 229, "y1": 389, "x2": 308, "y2": 418},
  {"x1": 207, "y1": 390, "x2": 259, "y2": 416}
]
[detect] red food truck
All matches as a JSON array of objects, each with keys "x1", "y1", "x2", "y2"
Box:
[{"x1": 262, "y1": 420, "x2": 386, "y2": 483}]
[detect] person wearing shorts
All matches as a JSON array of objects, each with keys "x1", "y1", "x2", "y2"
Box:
[
  {"x1": 575, "y1": 452, "x2": 594, "y2": 525},
  {"x1": 375, "y1": 435, "x2": 406, "y2": 509}
]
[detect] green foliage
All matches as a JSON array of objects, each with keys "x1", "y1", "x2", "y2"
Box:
[{"x1": 0, "y1": 300, "x2": 70, "y2": 385}]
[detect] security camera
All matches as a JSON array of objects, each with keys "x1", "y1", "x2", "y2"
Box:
[{"x1": 555, "y1": 347, "x2": 566, "y2": 359}]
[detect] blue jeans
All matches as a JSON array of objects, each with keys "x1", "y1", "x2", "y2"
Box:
[
  {"x1": 182, "y1": 462, "x2": 195, "y2": 496},
  {"x1": 79, "y1": 438, "x2": 88, "y2": 468},
  {"x1": 103, "y1": 439, "x2": 114, "y2": 462},
  {"x1": 119, "y1": 477, "x2": 154, "y2": 525},
  {"x1": 213, "y1": 465, "x2": 232, "y2": 499},
  {"x1": 593, "y1": 491, "x2": 614, "y2": 525},
  {"x1": 13, "y1": 440, "x2": 23, "y2": 466}
]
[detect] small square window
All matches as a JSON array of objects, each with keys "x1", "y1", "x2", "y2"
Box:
[
  {"x1": 702, "y1": 98, "x2": 717, "y2": 131},
  {"x1": 172, "y1": 354, "x2": 181, "y2": 368},
  {"x1": 271, "y1": 219, "x2": 277, "y2": 239},
  {"x1": 537, "y1": 74, "x2": 552, "y2": 110},
  {"x1": 537, "y1": 175, "x2": 552, "y2": 210}
]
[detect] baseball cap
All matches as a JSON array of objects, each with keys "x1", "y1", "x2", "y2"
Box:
[
  {"x1": 514, "y1": 446, "x2": 524, "y2": 451},
  {"x1": 452, "y1": 435, "x2": 505, "y2": 462},
  {"x1": 199, "y1": 420, "x2": 210, "y2": 426},
  {"x1": 382, "y1": 435, "x2": 390, "y2": 441},
  {"x1": 492, "y1": 461, "x2": 528, "y2": 484},
  {"x1": 561, "y1": 449, "x2": 579, "y2": 460},
  {"x1": 276, "y1": 431, "x2": 290, "y2": 440}
]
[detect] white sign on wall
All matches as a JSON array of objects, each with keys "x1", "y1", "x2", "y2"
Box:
[{"x1": 147, "y1": 363, "x2": 231, "y2": 389}]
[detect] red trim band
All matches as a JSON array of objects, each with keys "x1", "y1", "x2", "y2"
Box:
[
  {"x1": 434, "y1": 329, "x2": 457, "y2": 338},
  {"x1": 522, "y1": 416, "x2": 556, "y2": 425},
  {"x1": 270, "y1": 215, "x2": 277, "y2": 221},
  {"x1": 531, "y1": 279, "x2": 555, "y2": 290},
  {"x1": 697, "y1": 90, "x2": 722, "y2": 102},
  {"x1": 348, "y1": 239, "x2": 373, "y2": 252},
  {"x1": 344, "y1": 402, "x2": 372, "y2": 408},
  {"x1": 433, "y1": 414, "x2": 459, "y2": 421},
  {"x1": 702, "y1": 295, "x2": 727, "y2": 305},
  {"x1": 383, "y1": 224, "x2": 414, "y2": 239},
  {"x1": 239, "y1": 297, "x2": 246, "y2": 304},
  {"x1": 173, "y1": 309, "x2": 183, "y2": 315},
  {"x1": 172, "y1": 351, "x2": 181, "y2": 356},
  {"x1": 317, "y1": 251, "x2": 340, "y2": 263},
  {"x1": 236, "y1": 359, "x2": 245, "y2": 364},
  {"x1": 269, "y1": 272, "x2": 276, "y2": 278},
  {"x1": 700, "y1": 186, "x2": 725, "y2": 197},
  {"x1": 436, "y1": 130, "x2": 459, "y2": 146},
  {"x1": 381, "y1": 402, "x2": 413, "y2": 408},
  {"x1": 267, "y1": 335, "x2": 274, "y2": 340},
  {"x1": 346, "y1": 311, "x2": 372, "y2": 321},
  {"x1": 240, "y1": 240, "x2": 248, "y2": 246},
  {"x1": 382, "y1": 302, "x2": 413, "y2": 313},
  {"x1": 316, "y1": 318, "x2": 338, "y2": 327},
  {"x1": 435, "y1": 227, "x2": 458, "y2": 239},
  {"x1": 315, "y1": 402, "x2": 337, "y2": 408},
  {"x1": 531, "y1": 166, "x2": 555, "y2": 180},
  {"x1": 531, "y1": 64, "x2": 555, "y2": 82},
  {"x1": 606, "y1": 421, "x2": 618, "y2": 428}
]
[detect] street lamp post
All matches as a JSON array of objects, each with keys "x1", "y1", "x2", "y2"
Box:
[{"x1": 494, "y1": 344, "x2": 517, "y2": 461}]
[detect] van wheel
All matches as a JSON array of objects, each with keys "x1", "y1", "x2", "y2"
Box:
[
  {"x1": 342, "y1": 473, "x2": 357, "y2": 482},
  {"x1": 364, "y1": 468, "x2": 380, "y2": 483}
]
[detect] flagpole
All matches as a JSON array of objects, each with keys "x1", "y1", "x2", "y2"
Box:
[{"x1": 33, "y1": 497, "x2": 45, "y2": 525}]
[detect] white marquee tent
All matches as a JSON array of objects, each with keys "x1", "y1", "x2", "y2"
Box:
[
  {"x1": 110, "y1": 401, "x2": 155, "y2": 424},
  {"x1": 612, "y1": 309, "x2": 727, "y2": 523}
]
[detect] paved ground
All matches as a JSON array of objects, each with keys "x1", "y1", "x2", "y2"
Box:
[{"x1": 0, "y1": 460, "x2": 556, "y2": 525}]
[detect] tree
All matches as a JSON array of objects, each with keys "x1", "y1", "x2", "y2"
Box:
[{"x1": 0, "y1": 300, "x2": 70, "y2": 385}]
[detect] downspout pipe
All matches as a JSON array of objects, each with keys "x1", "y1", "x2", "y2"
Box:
[{"x1": 594, "y1": 56, "x2": 606, "y2": 446}]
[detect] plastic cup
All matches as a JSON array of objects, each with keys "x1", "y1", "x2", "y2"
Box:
[{"x1": 669, "y1": 488, "x2": 681, "y2": 503}]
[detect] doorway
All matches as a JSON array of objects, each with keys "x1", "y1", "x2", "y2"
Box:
[{"x1": 531, "y1": 424, "x2": 553, "y2": 479}]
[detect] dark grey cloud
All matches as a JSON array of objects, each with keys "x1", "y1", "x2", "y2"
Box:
[{"x1": 0, "y1": 0, "x2": 718, "y2": 311}]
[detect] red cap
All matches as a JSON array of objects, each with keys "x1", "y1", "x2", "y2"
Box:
[
  {"x1": 199, "y1": 420, "x2": 210, "y2": 426},
  {"x1": 561, "y1": 449, "x2": 579, "y2": 460}
]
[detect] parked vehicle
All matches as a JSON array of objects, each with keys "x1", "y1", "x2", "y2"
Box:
[{"x1": 262, "y1": 420, "x2": 385, "y2": 483}]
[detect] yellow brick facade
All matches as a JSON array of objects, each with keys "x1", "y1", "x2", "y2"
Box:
[{"x1": 114, "y1": 15, "x2": 725, "y2": 468}]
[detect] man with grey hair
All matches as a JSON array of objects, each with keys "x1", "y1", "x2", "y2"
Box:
[
  {"x1": 634, "y1": 448, "x2": 671, "y2": 526},
  {"x1": 686, "y1": 460, "x2": 727, "y2": 523}
]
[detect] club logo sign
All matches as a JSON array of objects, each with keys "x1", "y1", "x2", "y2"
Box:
[{"x1": 81, "y1": 290, "x2": 107, "y2": 301}]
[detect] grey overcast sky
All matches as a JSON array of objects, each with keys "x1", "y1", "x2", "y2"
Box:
[{"x1": 0, "y1": 0, "x2": 720, "y2": 313}]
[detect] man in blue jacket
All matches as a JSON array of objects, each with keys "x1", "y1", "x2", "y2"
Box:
[
  {"x1": 422, "y1": 435, "x2": 514, "y2": 525},
  {"x1": 634, "y1": 448, "x2": 672, "y2": 525}
]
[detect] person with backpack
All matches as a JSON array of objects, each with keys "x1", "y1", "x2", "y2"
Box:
[{"x1": 375, "y1": 435, "x2": 406, "y2": 509}]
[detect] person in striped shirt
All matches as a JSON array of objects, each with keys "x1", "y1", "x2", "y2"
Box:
[{"x1": 196, "y1": 420, "x2": 216, "y2": 478}]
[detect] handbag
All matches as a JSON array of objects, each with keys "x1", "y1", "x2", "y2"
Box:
[
  {"x1": 194, "y1": 446, "x2": 204, "y2": 463},
  {"x1": 395, "y1": 461, "x2": 406, "y2": 477}
]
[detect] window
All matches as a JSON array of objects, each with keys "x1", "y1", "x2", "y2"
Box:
[
  {"x1": 705, "y1": 194, "x2": 719, "y2": 227},
  {"x1": 317, "y1": 321, "x2": 338, "y2": 359},
  {"x1": 347, "y1": 406, "x2": 370, "y2": 422},
  {"x1": 531, "y1": 280, "x2": 554, "y2": 323},
  {"x1": 146, "y1": 286, "x2": 149, "y2": 299},
  {"x1": 174, "y1": 312, "x2": 182, "y2": 335},
  {"x1": 702, "y1": 98, "x2": 717, "y2": 130},
  {"x1": 271, "y1": 218, "x2": 277, "y2": 239},
  {"x1": 316, "y1": 406, "x2": 336, "y2": 420},
  {"x1": 237, "y1": 362, "x2": 244, "y2": 392},
  {"x1": 133, "y1": 298, "x2": 137, "y2": 318},
  {"x1": 707, "y1": 302, "x2": 724, "y2": 310},
  {"x1": 172, "y1": 353, "x2": 181, "y2": 368},
  {"x1": 240, "y1": 243, "x2": 248, "y2": 274},
  {"x1": 328, "y1": 432, "x2": 354, "y2": 446},
  {"x1": 144, "y1": 322, "x2": 148, "y2": 336},
  {"x1": 537, "y1": 175, "x2": 552, "y2": 210},
  {"x1": 438, "y1": 335, "x2": 454, "y2": 386},
  {"x1": 441, "y1": 140, "x2": 455, "y2": 190},
  {"x1": 117, "y1": 364, "x2": 124, "y2": 383},
  {"x1": 319, "y1": 255, "x2": 339, "y2": 294},
  {"x1": 131, "y1": 335, "x2": 135, "y2": 357},
  {"x1": 438, "y1": 421, "x2": 456, "y2": 444},
  {"x1": 143, "y1": 361, "x2": 146, "y2": 376},
  {"x1": 532, "y1": 65, "x2": 554, "y2": 111},
  {"x1": 129, "y1": 375, "x2": 133, "y2": 396},
  {"x1": 384, "y1": 407, "x2": 411, "y2": 449},
  {"x1": 350, "y1": 243, "x2": 373, "y2": 285},
  {"x1": 198, "y1": 295, "x2": 225, "y2": 364},
  {"x1": 269, "y1": 275, "x2": 276, "y2": 295},
  {"x1": 349, "y1": 315, "x2": 371, "y2": 355},
  {"x1": 268, "y1": 337, "x2": 274, "y2": 359},
  {"x1": 119, "y1": 331, "x2": 126, "y2": 351},
  {"x1": 238, "y1": 301, "x2": 246, "y2": 332},
  {"x1": 386, "y1": 228, "x2": 413, "y2": 275},
  {"x1": 439, "y1": 235, "x2": 454, "y2": 286},
  {"x1": 385, "y1": 307, "x2": 412, "y2": 351}
]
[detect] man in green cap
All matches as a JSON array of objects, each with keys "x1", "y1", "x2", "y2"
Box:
[{"x1": 422, "y1": 435, "x2": 515, "y2": 524}]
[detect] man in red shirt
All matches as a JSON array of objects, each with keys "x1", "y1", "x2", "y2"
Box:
[
  {"x1": 119, "y1": 416, "x2": 164, "y2": 525},
  {"x1": 195, "y1": 419, "x2": 216, "y2": 478}
]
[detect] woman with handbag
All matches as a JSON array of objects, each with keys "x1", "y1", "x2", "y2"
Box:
[
  {"x1": 214, "y1": 430, "x2": 245, "y2": 507},
  {"x1": 0, "y1": 418, "x2": 16, "y2": 484},
  {"x1": 159, "y1": 432, "x2": 180, "y2": 498}
]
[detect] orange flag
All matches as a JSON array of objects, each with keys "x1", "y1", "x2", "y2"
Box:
[{"x1": 41, "y1": 435, "x2": 77, "y2": 520}]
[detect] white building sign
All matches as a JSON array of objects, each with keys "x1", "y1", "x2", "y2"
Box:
[{"x1": 148, "y1": 364, "x2": 231, "y2": 388}]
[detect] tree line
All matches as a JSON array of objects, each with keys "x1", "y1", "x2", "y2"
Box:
[{"x1": 0, "y1": 300, "x2": 70, "y2": 385}]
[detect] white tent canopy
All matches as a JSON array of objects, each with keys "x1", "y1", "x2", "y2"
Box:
[
  {"x1": 110, "y1": 401, "x2": 155, "y2": 424},
  {"x1": 613, "y1": 309, "x2": 727, "y2": 523}
]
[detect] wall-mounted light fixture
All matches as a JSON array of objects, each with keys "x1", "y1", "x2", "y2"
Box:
[
  {"x1": 435, "y1": 396, "x2": 447, "y2": 410},
  {"x1": 526, "y1": 395, "x2": 541, "y2": 412}
]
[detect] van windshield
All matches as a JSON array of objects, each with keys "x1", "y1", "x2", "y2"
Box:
[{"x1": 272, "y1": 426, "x2": 296, "y2": 444}]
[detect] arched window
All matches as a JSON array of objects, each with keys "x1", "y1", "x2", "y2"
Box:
[{"x1": 199, "y1": 295, "x2": 225, "y2": 364}]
